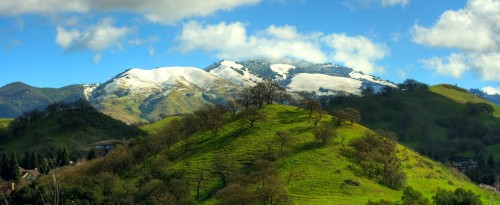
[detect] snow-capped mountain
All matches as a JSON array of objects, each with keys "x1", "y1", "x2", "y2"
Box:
[
  {"x1": 207, "y1": 58, "x2": 396, "y2": 96},
  {"x1": 0, "y1": 58, "x2": 397, "y2": 124},
  {"x1": 89, "y1": 67, "x2": 236, "y2": 124}
]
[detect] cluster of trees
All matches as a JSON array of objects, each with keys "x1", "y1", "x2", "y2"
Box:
[
  {"x1": 8, "y1": 99, "x2": 94, "y2": 136},
  {"x1": 465, "y1": 102, "x2": 494, "y2": 115},
  {"x1": 1, "y1": 145, "x2": 72, "y2": 183},
  {"x1": 467, "y1": 152, "x2": 497, "y2": 186},
  {"x1": 214, "y1": 158, "x2": 291, "y2": 205},
  {"x1": 368, "y1": 186, "x2": 482, "y2": 205},
  {"x1": 349, "y1": 130, "x2": 407, "y2": 190},
  {"x1": 235, "y1": 79, "x2": 291, "y2": 109},
  {"x1": 1, "y1": 151, "x2": 20, "y2": 182}
]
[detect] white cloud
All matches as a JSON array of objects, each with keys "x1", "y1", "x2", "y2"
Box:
[
  {"x1": 178, "y1": 21, "x2": 327, "y2": 63},
  {"x1": 0, "y1": 0, "x2": 260, "y2": 24},
  {"x1": 55, "y1": 18, "x2": 131, "y2": 51},
  {"x1": 0, "y1": 0, "x2": 87, "y2": 15},
  {"x1": 413, "y1": 0, "x2": 500, "y2": 81},
  {"x1": 419, "y1": 53, "x2": 469, "y2": 78},
  {"x1": 91, "y1": 0, "x2": 260, "y2": 24},
  {"x1": 343, "y1": 0, "x2": 409, "y2": 9},
  {"x1": 482, "y1": 86, "x2": 500, "y2": 95},
  {"x1": 178, "y1": 21, "x2": 388, "y2": 73},
  {"x1": 323, "y1": 33, "x2": 389, "y2": 73},
  {"x1": 148, "y1": 47, "x2": 155, "y2": 57},
  {"x1": 381, "y1": 0, "x2": 409, "y2": 7},
  {"x1": 93, "y1": 54, "x2": 102, "y2": 64},
  {"x1": 470, "y1": 52, "x2": 500, "y2": 81}
]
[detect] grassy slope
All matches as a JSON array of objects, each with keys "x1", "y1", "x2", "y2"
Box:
[
  {"x1": 2, "y1": 110, "x2": 144, "y2": 155},
  {"x1": 133, "y1": 105, "x2": 499, "y2": 204},
  {"x1": 139, "y1": 116, "x2": 181, "y2": 135},
  {"x1": 430, "y1": 84, "x2": 500, "y2": 117},
  {"x1": 0, "y1": 118, "x2": 12, "y2": 129},
  {"x1": 333, "y1": 88, "x2": 500, "y2": 161}
]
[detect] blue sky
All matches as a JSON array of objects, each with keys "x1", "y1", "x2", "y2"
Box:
[{"x1": 1, "y1": 0, "x2": 499, "y2": 94}]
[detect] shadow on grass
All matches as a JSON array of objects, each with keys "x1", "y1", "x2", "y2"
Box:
[
  {"x1": 168, "y1": 127, "x2": 251, "y2": 161},
  {"x1": 293, "y1": 141, "x2": 321, "y2": 154},
  {"x1": 278, "y1": 110, "x2": 307, "y2": 124}
]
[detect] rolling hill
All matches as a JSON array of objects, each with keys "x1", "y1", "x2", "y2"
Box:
[
  {"x1": 20, "y1": 104, "x2": 499, "y2": 204},
  {"x1": 430, "y1": 84, "x2": 500, "y2": 117},
  {"x1": 331, "y1": 85, "x2": 500, "y2": 164},
  {"x1": 0, "y1": 101, "x2": 145, "y2": 157},
  {"x1": 0, "y1": 82, "x2": 94, "y2": 118}
]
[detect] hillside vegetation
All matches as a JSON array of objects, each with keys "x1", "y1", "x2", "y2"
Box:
[
  {"x1": 430, "y1": 84, "x2": 500, "y2": 117},
  {"x1": 0, "y1": 100, "x2": 145, "y2": 157},
  {"x1": 0, "y1": 82, "x2": 87, "y2": 118},
  {"x1": 0, "y1": 118, "x2": 12, "y2": 129},
  {"x1": 14, "y1": 104, "x2": 499, "y2": 204},
  {"x1": 332, "y1": 84, "x2": 500, "y2": 161}
]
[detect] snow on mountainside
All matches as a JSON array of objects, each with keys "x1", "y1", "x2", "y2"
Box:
[
  {"x1": 0, "y1": 58, "x2": 398, "y2": 123},
  {"x1": 349, "y1": 71, "x2": 396, "y2": 88},
  {"x1": 83, "y1": 84, "x2": 98, "y2": 100},
  {"x1": 90, "y1": 66, "x2": 236, "y2": 124},
  {"x1": 208, "y1": 60, "x2": 260, "y2": 87},
  {"x1": 270, "y1": 64, "x2": 296, "y2": 80},
  {"x1": 207, "y1": 58, "x2": 396, "y2": 96},
  {"x1": 288, "y1": 73, "x2": 363, "y2": 95},
  {"x1": 100, "y1": 67, "x2": 223, "y2": 97}
]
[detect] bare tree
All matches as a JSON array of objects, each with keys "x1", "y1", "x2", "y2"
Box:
[
  {"x1": 274, "y1": 87, "x2": 291, "y2": 104},
  {"x1": 196, "y1": 170, "x2": 204, "y2": 200},
  {"x1": 343, "y1": 107, "x2": 361, "y2": 125},
  {"x1": 194, "y1": 105, "x2": 228, "y2": 138},
  {"x1": 243, "y1": 107, "x2": 267, "y2": 128},
  {"x1": 314, "y1": 123, "x2": 337, "y2": 144},
  {"x1": 226, "y1": 100, "x2": 240, "y2": 115},
  {"x1": 237, "y1": 87, "x2": 254, "y2": 109},
  {"x1": 213, "y1": 154, "x2": 233, "y2": 187},
  {"x1": 298, "y1": 92, "x2": 320, "y2": 117},
  {"x1": 310, "y1": 109, "x2": 327, "y2": 128},
  {"x1": 275, "y1": 131, "x2": 293, "y2": 155}
]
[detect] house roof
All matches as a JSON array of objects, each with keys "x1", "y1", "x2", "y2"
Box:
[
  {"x1": 91, "y1": 140, "x2": 124, "y2": 146},
  {"x1": 19, "y1": 167, "x2": 40, "y2": 178}
]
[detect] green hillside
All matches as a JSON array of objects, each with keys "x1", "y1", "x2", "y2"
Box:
[
  {"x1": 0, "y1": 82, "x2": 87, "y2": 118},
  {"x1": 332, "y1": 87, "x2": 500, "y2": 161},
  {"x1": 24, "y1": 105, "x2": 499, "y2": 204},
  {"x1": 430, "y1": 84, "x2": 500, "y2": 117},
  {"x1": 140, "y1": 115, "x2": 181, "y2": 135},
  {"x1": 0, "y1": 102, "x2": 145, "y2": 157},
  {"x1": 0, "y1": 118, "x2": 12, "y2": 129}
]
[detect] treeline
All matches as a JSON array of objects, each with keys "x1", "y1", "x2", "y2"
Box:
[
  {"x1": 8, "y1": 99, "x2": 94, "y2": 136},
  {"x1": 368, "y1": 186, "x2": 482, "y2": 205},
  {"x1": 0, "y1": 146, "x2": 71, "y2": 183}
]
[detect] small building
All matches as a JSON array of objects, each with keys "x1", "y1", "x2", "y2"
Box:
[
  {"x1": 451, "y1": 159, "x2": 478, "y2": 172},
  {"x1": 19, "y1": 167, "x2": 39, "y2": 182},
  {"x1": 91, "y1": 139, "x2": 125, "y2": 155},
  {"x1": 479, "y1": 183, "x2": 497, "y2": 192},
  {"x1": 0, "y1": 181, "x2": 14, "y2": 193}
]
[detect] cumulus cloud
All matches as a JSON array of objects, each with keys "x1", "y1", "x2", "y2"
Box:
[
  {"x1": 55, "y1": 18, "x2": 131, "y2": 51},
  {"x1": 177, "y1": 21, "x2": 388, "y2": 73},
  {"x1": 413, "y1": 0, "x2": 500, "y2": 80},
  {"x1": 323, "y1": 33, "x2": 388, "y2": 73},
  {"x1": 0, "y1": 0, "x2": 87, "y2": 15},
  {"x1": 419, "y1": 53, "x2": 469, "y2": 78},
  {"x1": 0, "y1": 0, "x2": 259, "y2": 24},
  {"x1": 482, "y1": 86, "x2": 500, "y2": 95}
]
